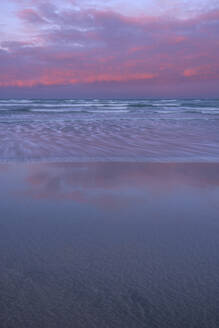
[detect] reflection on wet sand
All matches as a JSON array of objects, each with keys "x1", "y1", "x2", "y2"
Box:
[
  {"x1": 0, "y1": 162, "x2": 219, "y2": 328},
  {"x1": 19, "y1": 162, "x2": 219, "y2": 210}
]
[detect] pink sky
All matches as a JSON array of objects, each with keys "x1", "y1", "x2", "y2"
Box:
[{"x1": 0, "y1": 0, "x2": 219, "y2": 97}]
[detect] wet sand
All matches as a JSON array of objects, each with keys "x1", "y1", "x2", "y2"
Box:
[{"x1": 0, "y1": 162, "x2": 219, "y2": 327}]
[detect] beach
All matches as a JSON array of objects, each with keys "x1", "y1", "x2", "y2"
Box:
[
  {"x1": 0, "y1": 162, "x2": 219, "y2": 327},
  {"x1": 1, "y1": 0, "x2": 219, "y2": 324},
  {"x1": 0, "y1": 98, "x2": 219, "y2": 327}
]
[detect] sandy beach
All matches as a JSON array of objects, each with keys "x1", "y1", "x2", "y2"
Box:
[{"x1": 0, "y1": 162, "x2": 219, "y2": 327}]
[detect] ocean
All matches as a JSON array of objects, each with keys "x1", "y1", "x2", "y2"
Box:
[
  {"x1": 0, "y1": 99, "x2": 219, "y2": 327},
  {"x1": 0, "y1": 98, "x2": 219, "y2": 162}
]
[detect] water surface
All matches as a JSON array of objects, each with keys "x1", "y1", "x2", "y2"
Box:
[
  {"x1": 0, "y1": 99, "x2": 219, "y2": 162},
  {"x1": 0, "y1": 162, "x2": 219, "y2": 327}
]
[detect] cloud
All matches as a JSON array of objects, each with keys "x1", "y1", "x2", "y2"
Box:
[
  {"x1": 18, "y1": 8, "x2": 47, "y2": 24},
  {"x1": 0, "y1": 3, "x2": 219, "y2": 96}
]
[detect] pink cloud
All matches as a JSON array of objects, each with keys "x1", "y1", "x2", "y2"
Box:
[
  {"x1": 18, "y1": 8, "x2": 47, "y2": 24},
  {"x1": 0, "y1": 5, "x2": 219, "y2": 96},
  {"x1": 183, "y1": 68, "x2": 199, "y2": 77}
]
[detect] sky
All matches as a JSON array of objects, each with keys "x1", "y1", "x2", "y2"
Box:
[{"x1": 0, "y1": 0, "x2": 219, "y2": 98}]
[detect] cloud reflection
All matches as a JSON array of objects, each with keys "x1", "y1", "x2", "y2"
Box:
[{"x1": 16, "y1": 162, "x2": 219, "y2": 209}]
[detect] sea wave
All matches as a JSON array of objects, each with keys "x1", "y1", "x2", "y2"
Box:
[{"x1": 0, "y1": 98, "x2": 219, "y2": 162}]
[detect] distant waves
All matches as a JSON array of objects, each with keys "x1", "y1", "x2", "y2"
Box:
[{"x1": 0, "y1": 99, "x2": 219, "y2": 162}]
